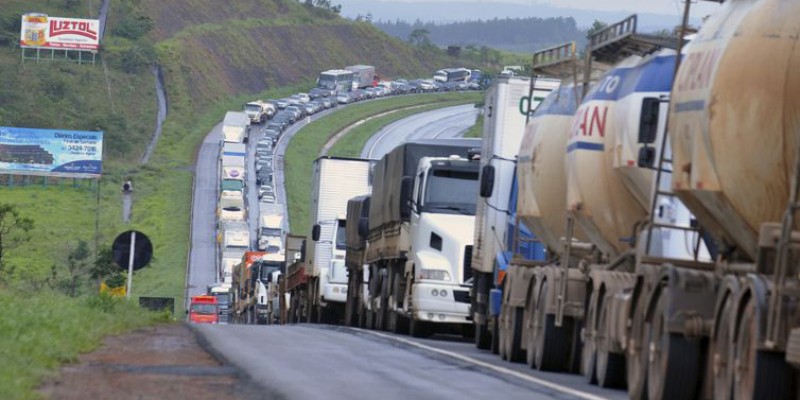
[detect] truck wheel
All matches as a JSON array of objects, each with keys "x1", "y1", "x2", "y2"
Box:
[
  {"x1": 525, "y1": 289, "x2": 539, "y2": 369},
  {"x1": 475, "y1": 320, "x2": 491, "y2": 350},
  {"x1": 503, "y1": 306, "x2": 525, "y2": 362},
  {"x1": 410, "y1": 317, "x2": 432, "y2": 338},
  {"x1": 732, "y1": 296, "x2": 796, "y2": 400},
  {"x1": 711, "y1": 293, "x2": 735, "y2": 400},
  {"x1": 627, "y1": 294, "x2": 649, "y2": 400},
  {"x1": 376, "y1": 277, "x2": 389, "y2": 331},
  {"x1": 498, "y1": 304, "x2": 508, "y2": 360},
  {"x1": 581, "y1": 291, "x2": 598, "y2": 383},
  {"x1": 390, "y1": 272, "x2": 409, "y2": 334},
  {"x1": 490, "y1": 315, "x2": 500, "y2": 355},
  {"x1": 534, "y1": 281, "x2": 572, "y2": 372},
  {"x1": 647, "y1": 290, "x2": 701, "y2": 400},
  {"x1": 596, "y1": 294, "x2": 626, "y2": 388}
]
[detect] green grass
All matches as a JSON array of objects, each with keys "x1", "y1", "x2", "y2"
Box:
[
  {"x1": 285, "y1": 92, "x2": 481, "y2": 235},
  {"x1": 0, "y1": 291, "x2": 167, "y2": 400},
  {"x1": 463, "y1": 113, "x2": 484, "y2": 138}
]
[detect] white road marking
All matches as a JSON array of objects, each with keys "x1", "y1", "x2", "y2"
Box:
[{"x1": 360, "y1": 329, "x2": 609, "y2": 400}]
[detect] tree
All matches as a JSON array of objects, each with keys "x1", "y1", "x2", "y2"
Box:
[
  {"x1": 90, "y1": 244, "x2": 125, "y2": 288},
  {"x1": 53, "y1": 240, "x2": 93, "y2": 297},
  {"x1": 587, "y1": 20, "x2": 608, "y2": 38},
  {"x1": 408, "y1": 28, "x2": 431, "y2": 47},
  {"x1": 0, "y1": 203, "x2": 33, "y2": 273}
]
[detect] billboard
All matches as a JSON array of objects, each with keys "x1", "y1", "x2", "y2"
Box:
[
  {"x1": 0, "y1": 126, "x2": 103, "y2": 178},
  {"x1": 19, "y1": 13, "x2": 100, "y2": 51}
]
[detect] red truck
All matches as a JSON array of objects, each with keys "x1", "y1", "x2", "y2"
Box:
[{"x1": 188, "y1": 295, "x2": 219, "y2": 324}]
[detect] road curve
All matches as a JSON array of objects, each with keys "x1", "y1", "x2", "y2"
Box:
[{"x1": 361, "y1": 104, "x2": 479, "y2": 159}]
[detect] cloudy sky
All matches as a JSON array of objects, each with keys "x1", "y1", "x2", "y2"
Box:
[{"x1": 356, "y1": 0, "x2": 721, "y2": 18}]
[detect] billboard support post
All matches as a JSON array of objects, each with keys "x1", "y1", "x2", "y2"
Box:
[{"x1": 125, "y1": 231, "x2": 136, "y2": 299}]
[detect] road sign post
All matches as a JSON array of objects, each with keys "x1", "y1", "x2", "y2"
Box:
[{"x1": 126, "y1": 231, "x2": 136, "y2": 299}]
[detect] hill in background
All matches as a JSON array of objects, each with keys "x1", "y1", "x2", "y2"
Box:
[{"x1": 374, "y1": 17, "x2": 586, "y2": 53}]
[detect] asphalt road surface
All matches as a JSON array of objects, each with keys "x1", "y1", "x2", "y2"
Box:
[
  {"x1": 361, "y1": 103, "x2": 479, "y2": 159},
  {"x1": 197, "y1": 324, "x2": 624, "y2": 400}
]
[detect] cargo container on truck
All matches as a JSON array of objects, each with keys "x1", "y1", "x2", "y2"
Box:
[
  {"x1": 353, "y1": 139, "x2": 481, "y2": 336},
  {"x1": 220, "y1": 143, "x2": 246, "y2": 182},
  {"x1": 434, "y1": 68, "x2": 471, "y2": 83},
  {"x1": 287, "y1": 157, "x2": 373, "y2": 324},
  {"x1": 222, "y1": 111, "x2": 250, "y2": 144},
  {"x1": 218, "y1": 221, "x2": 250, "y2": 284},
  {"x1": 346, "y1": 65, "x2": 376, "y2": 89},
  {"x1": 470, "y1": 75, "x2": 559, "y2": 349},
  {"x1": 258, "y1": 207, "x2": 285, "y2": 252}
]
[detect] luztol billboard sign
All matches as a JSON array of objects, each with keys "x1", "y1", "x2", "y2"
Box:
[
  {"x1": 19, "y1": 13, "x2": 100, "y2": 51},
  {"x1": 0, "y1": 127, "x2": 103, "y2": 178}
]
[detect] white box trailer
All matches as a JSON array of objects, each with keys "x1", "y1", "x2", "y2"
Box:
[
  {"x1": 222, "y1": 111, "x2": 250, "y2": 144},
  {"x1": 303, "y1": 156, "x2": 374, "y2": 323},
  {"x1": 221, "y1": 142, "x2": 247, "y2": 181}
]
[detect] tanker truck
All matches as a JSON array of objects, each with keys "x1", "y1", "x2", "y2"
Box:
[
  {"x1": 470, "y1": 74, "x2": 559, "y2": 350},
  {"x1": 361, "y1": 139, "x2": 481, "y2": 336},
  {"x1": 497, "y1": 15, "x2": 711, "y2": 390},
  {"x1": 619, "y1": 1, "x2": 800, "y2": 398}
]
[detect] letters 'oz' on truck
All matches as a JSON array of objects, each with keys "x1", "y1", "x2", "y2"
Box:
[
  {"x1": 355, "y1": 139, "x2": 481, "y2": 336},
  {"x1": 301, "y1": 157, "x2": 374, "y2": 324},
  {"x1": 222, "y1": 111, "x2": 250, "y2": 144}
]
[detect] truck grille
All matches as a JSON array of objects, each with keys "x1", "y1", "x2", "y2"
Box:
[{"x1": 463, "y1": 245, "x2": 473, "y2": 282}]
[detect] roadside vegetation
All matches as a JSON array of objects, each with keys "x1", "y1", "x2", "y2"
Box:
[
  {"x1": 285, "y1": 91, "x2": 481, "y2": 234},
  {"x1": 463, "y1": 113, "x2": 484, "y2": 138},
  {"x1": 0, "y1": 291, "x2": 167, "y2": 400}
]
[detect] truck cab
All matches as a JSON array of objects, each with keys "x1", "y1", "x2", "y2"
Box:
[
  {"x1": 188, "y1": 295, "x2": 219, "y2": 324},
  {"x1": 407, "y1": 155, "x2": 480, "y2": 325}
]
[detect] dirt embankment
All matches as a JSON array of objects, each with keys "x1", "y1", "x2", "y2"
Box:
[{"x1": 39, "y1": 324, "x2": 264, "y2": 400}]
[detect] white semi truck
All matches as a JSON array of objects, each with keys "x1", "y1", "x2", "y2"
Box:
[
  {"x1": 222, "y1": 111, "x2": 250, "y2": 144},
  {"x1": 470, "y1": 75, "x2": 560, "y2": 349},
  {"x1": 354, "y1": 140, "x2": 482, "y2": 336},
  {"x1": 291, "y1": 157, "x2": 374, "y2": 324}
]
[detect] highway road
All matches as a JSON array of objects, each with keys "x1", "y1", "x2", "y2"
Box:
[
  {"x1": 361, "y1": 103, "x2": 479, "y2": 159},
  {"x1": 188, "y1": 97, "x2": 627, "y2": 399}
]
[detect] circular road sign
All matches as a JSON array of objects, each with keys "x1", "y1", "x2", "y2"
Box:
[{"x1": 112, "y1": 230, "x2": 153, "y2": 271}]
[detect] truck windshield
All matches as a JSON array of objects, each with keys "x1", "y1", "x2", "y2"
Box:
[
  {"x1": 245, "y1": 104, "x2": 262, "y2": 113},
  {"x1": 336, "y1": 220, "x2": 347, "y2": 250},
  {"x1": 261, "y1": 228, "x2": 281, "y2": 237},
  {"x1": 221, "y1": 179, "x2": 244, "y2": 192},
  {"x1": 260, "y1": 262, "x2": 282, "y2": 280},
  {"x1": 424, "y1": 168, "x2": 479, "y2": 215},
  {"x1": 190, "y1": 304, "x2": 217, "y2": 315},
  {"x1": 210, "y1": 293, "x2": 230, "y2": 306}
]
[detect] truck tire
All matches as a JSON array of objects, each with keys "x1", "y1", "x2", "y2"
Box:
[
  {"x1": 503, "y1": 306, "x2": 525, "y2": 362},
  {"x1": 390, "y1": 272, "x2": 409, "y2": 334},
  {"x1": 581, "y1": 291, "x2": 597, "y2": 383},
  {"x1": 595, "y1": 295, "x2": 626, "y2": 388},
  {"x1": 473, "y1": 273, "x2": 491, "y2": 350},
  {"x1": 711, "y1": 293, "x2": 735, "y2": 400},
  {"x1": 732, "y1": 296, "x2": 796, "y2": 400},
  {"x1": 534, "y1": 281, "x2": 572, "y2": 372},
  {"x1": 647, "y1": 290, "x2": 701, "y2": 400},
  {"x1": 491, "y1": 316, "x2": 500, "y2": 355},
  {"x1": 626, "y1": 293, "x2": 649, "y2": 400},
  {"x1": 410, "y1": 317, "x2": 432, "y2": 338}
]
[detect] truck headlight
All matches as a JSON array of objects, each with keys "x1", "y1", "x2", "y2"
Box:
[{"x1": 419, "y1": 269, "x2": 451, "y2": 281}]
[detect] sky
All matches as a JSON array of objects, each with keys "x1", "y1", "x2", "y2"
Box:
[{"x1": 341, "y1": 0, "x2": 723, "y2": 21}]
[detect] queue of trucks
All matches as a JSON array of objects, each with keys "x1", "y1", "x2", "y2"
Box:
[{"x1": 278, "y1": 2, "x2": 800, "y2": 398}]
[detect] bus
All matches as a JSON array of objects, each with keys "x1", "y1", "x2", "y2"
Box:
[
  {"x1": 433, "y1": 67, "x2": 471, "y2": 83},
  {"x1": 317, "y1": 69, "x2": 354, "y2": 94},
  {"x1": 188, "y1": 295, "x2": 219, "y2": 324}
]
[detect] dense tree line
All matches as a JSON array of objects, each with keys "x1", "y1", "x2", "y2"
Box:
[{"x1": 373, "y1": 17, "x2": 587, "y2": 53}]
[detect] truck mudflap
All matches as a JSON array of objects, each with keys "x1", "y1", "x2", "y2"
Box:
[
  {"x1": 489, "y1": 288, "x2": 502, "y2": 317},
  {"x1": 787, "y1": 328, "x2": 800, "y2": 368},
  {"x1": 412, "y1": 281, "x2": 471, "y2": 324}
]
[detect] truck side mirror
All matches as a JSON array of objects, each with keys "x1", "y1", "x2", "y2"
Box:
[
  {"x1": 638, "y1": 97, "x2": 660, "y2": 144},
  {"x1": 638, "y1": 146, "x2": 656, "y2": 168},
  {"x1": 400, "y1": 176, "x2": 413, "y2": 219},
  {"x1": 479, "y1": 165, "x2": 495, "y2": 198},
  {"x1": 312, "y1": 224, "x2": 321, "y2": 242},
  {"x1": 358, "y1": 217, "x2": 369, "y2": 239}
]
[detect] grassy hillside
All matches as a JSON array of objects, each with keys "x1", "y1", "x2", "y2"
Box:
[{"x1": 0, "y1": 0, "x2": 462, "y2": 305}]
